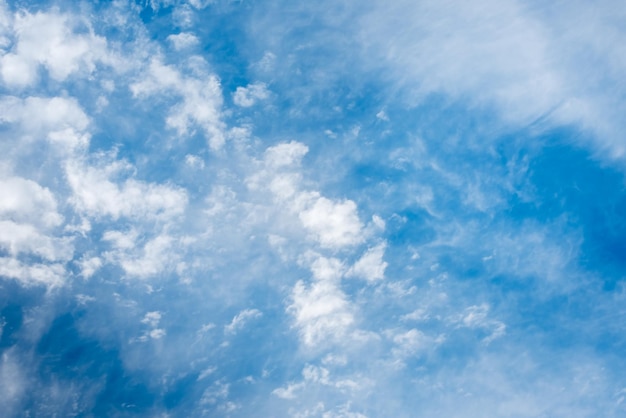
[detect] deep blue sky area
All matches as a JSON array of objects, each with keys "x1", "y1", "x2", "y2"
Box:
[{"x1": 1, "y1": 0, "x2": 626, "y2": 417}]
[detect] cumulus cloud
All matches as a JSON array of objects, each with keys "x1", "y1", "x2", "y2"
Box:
[
  {"x1": 0, "y1": 176, "x2": 71, "y2": 287},
  {"x1": 232, "y1": 82, "x2": 270, "y2": 107},
  {"x1": 288, "y1": 279, "x2": 354, "y2": 347},
  {"x1": 66, "y1": 158, "x2": 188, "y2": 221},
  {"x1": 0, "y1": 257, "x2": 65, "y2": 287},
  {"x1": 347, "y1": 243, "x2": 387, "y2": 282},
  {"x1": 0, "y1": 9, "x2": 110, "y2": 87},
  {"x1": 264, "y1": 141, "x2": 309, "y2": 168},
  {"x1": 0, "y1": 177, "x2": 63, "y2": 228},
  {"x1": 299, "y1": 196, "x2": 364, "y2": 250},
  {"x1": 167, "y1": 32, "x2": 199, "y2": 50},
  {"x1": 130, "y1": 58, "x2": 226, "y2": 149},
  {"x1": 116, "y1": 234, "x2": 176, "y2": 279},
  {"x1": 140, "y1": 311, "x2": 166, "y2": 341},
  {"x1": 0, "y1": 96, "x2": 90, "y2": 151},
  {"x1": 0, "y1": 221, "x2": 72, "y2": 262}
]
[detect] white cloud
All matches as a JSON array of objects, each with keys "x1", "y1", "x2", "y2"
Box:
[
  {"x1": 130, "y1": 58, "x2": 225, "y2": 149},
  {"x1": 0, "y1": 175, "x2": 72, "y2": 286},
  {"x1": 254, "y1": 51, "x2": 276, "y2": 73},
  {"x1": 224, "y1": 308, "x2": 262, "y2": 334},
  {"x1": 272, "y1": 382, "x2": 304, "y2": 399},
  {"x1": 322, "y1": 405, "x2": 368, "y2": 418},
  {"x1": 185, "y1": 154, "x2": 205, "y2": 169},
  {"x1": 199, "y1": 380, "x2": 229, "y2": 405},
  {"x1": 248, "y1": 141, "x2": 367, "y2": 250},
  {"x1": 0, "y1": 350, "x2": 25, "y2": 416},
  {"x1": 360, "y1": 0, "x2": 560, "y2": 122},
  {"x1": 0, "y1": 96, "x2": 90, "y2": 152},
  {"x1": 0, "y1": 9, "x2": 110, "y2": 87},
  {"x1": 400, "y1": 308, "x2": 430, "y2": 322},
  {"x1": 148, "y1": 328, "x2": 166, "y2": 339},
  {"x1": 117, "y1": 234, "x2": 175, "y2": 278},
  {"x1": 232, "y1": 82, "x2": 270, "y2": 107},
  {"x1": 167, "y1": 32, "x2": 199, "y2": 50},
  {"x1": 454, "y1": 304, "x2": 506, "y2": 344},
  {"x1": 299, "y1": 196, "x2": 364, "y2": 249},
  {"x1": 187, "y1": 0, "x2": 215, "y2": 9},
  {"x1": 0, "y1": 221, "x2": 72, "y2": 262},
  {"x1": 197, "y1": 366, "x2": 217, "y2": 381},
  {"x1": 0, "y1": 257, "x2": 65, "y2": 287},
  {"x1": 141, "y1": 311, "x2": 162, "y2": 328},
  {"x1": 0, "y1": 177, "x2": 63, "y2": 228},
  {"x1": 375, "y1": 110, "x2": 388, "y2": 121},
  {"x1": 347, "y1": 243, "x2": 387, "y2": 282},
  {"x1": 103, "y1": 229, "x2": 181, "y2": 279},
  {"x1": 66, "y1": 158, "x2": 188, "y2": 221},
  {"x1": 359, "y1": 0, "x2": 626, "y2": 160},
  {"x1": 390, "y1": 328, "x2": 441, "y2": 360},
  {"x1": 102, "y1": 229, "x2": 138, "y2": 250},
  {"x1": 264, "y1": 141, "x2": 309, "y2": 168},
  {"x1": 140, "y1": 311, "x2": 166, "y2": 340},
  {"x1": 485, "y1": 222, "x2": 581, "y2": 284},
  {"x1": 288, "y1": 279, "x2": 354, "y2": 347},
  {"x1": 302, "y1": 364, "x2": 331, "y2": 385},
  {"x1": 309, "y1": 256, "x2": 345, "y2": 282}
]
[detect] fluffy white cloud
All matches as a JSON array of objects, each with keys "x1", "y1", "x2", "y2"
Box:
[
  {"x1": 264, "y1": 141, "x2": 309, "y2": 168},
  {"x1": 0, "y1": 221, "x2": 72, "y2": 262},
  {"x1": 233, "y1": 82, "x2": 270, "y2": 107},
  {"x1": 299, "y1": 196, "x2": 364, "y2": 249},
  {"x1": 288, "y1": 279, "x2": 354, "y2": 347},
  {"x1": 272, "y1": 382, "x2": 303, "y2": 400},
  {"x1": 0, "y1": 96, "x2": 90, "y2": 151},
  {"x1": 76, "y1": 256, "x2": 102, "y2": 279},
  {"x1": 66, "y1": 158, "x2": 188, "y2": 221},
  {"x1": 347, "y1": 243, "x2": 387, "y2": 282},
  {"x1": 167, "y1": 32, "x2": 199, "y2": 50},
  {"x1": 117, "y1": 234, "x2": 175, "y2": 278},
  {"x1": 0, "y1": 176, "x2": 71, "y2": 286},
  {"x1": 249, "y1": 141, "x2": 368, "y2": 249},
  {"x1": 141, "y1": 311, "x2": 162, "y2": 328},
  {"x1": 0, "y1": 177, "x2": 63, "y2": 228},
  {"x1": 140, "y1": 311, "x2": 166, "y2": 341},
  {"x1": 0, "y1": 257, "x2": 65, "y2": 287},
  {"x1": 0, "y1": 9, "x2": 110, "y2": 87},
  {"x1": 102, "y1": 229, "x2": 182, "y2": 279},
  {"x1": 131, "y1": 58, "x2": 225, "y2": 149},
  {"x1": 309, "y1": 256, "x2": 345, "y2": 282}
]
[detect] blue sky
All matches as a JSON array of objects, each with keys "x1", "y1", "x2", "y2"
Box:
[{"x1": 1, "y1": 0, "x2": 626, "y2": 416}]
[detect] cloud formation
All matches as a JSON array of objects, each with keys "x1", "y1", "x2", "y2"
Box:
[{"x1": 0, "y1": 1, "x2": 625, "y2": 417}]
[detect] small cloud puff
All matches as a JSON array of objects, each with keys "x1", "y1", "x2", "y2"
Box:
[
  {"x1": 167, "y1": 32, "x2": 199, "y2": 50},
  {"x1": 233, "y1": 82, "x2": 270, "y2": 107},
  {"x1": 347, "y1": 243, "x2": 388, "y2": 282}
]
